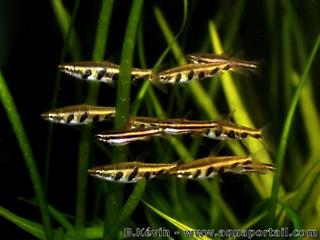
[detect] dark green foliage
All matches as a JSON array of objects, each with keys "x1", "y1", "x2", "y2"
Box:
[{"x1": 1, "y1": 1, "x2": 320, "y2": 239}]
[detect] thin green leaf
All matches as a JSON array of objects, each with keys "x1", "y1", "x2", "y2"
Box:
[
  {"x1": 269, "y1": 32, "x2": 320, "y2": 225},
  {"x1": 292, "y1": 72, "x2": 320, "y2": 161},
  {"x1": 291, "y1": 163, "x2": 320, "y2": 213},
  {"x1": 45, "y1": 0, "x2": 81, "y2": 192},
  {"x1": 0, "y1": 207, "x2": 45, "y2": 239},
  {"x1": 49, "y1": 205, "x2": 74, "y2": 233},
  {"x1": 227, "y1": 211, "x2": 268, "y2": 240},
  {"x1": 153, "y1": 6, "x2": 244, "y2": 158},
  {"x1": 208, "y1": 20, "x2": 273, "y2": 198},
  {"x1": 282, "y1": 14, "x2": 293, "y2": 108},
  {"x1": 0, "y1": 72, "x2": 53, "y2": 239},
  {"x1": 131, "y1": 0, "x2": 187, "y2": 115},
  {"x1": 104, "y1": 1, "x2": 144, "y2": 240},
  {"x1": 280, "y1": 203, "x2": 302, "y2": 235},
  {"x1": 224, "y1": 0, "x2": 246, "y2": 50},
  {"x1": 154, "y1": 6, "x2": 218, "y2": 119},
  {"x1": 87, "y1": 0, "x2": 114, "y2": 102},
  {"x1": 143, "y1": 201, "x2": 212, "y2": 240},
  {"x1": 115, "y1": 0, "x2": 144, "y2": 129},
  {"x1": 106, "y1": 181, "x2": 146, "y2": 239},
  {"x1": 202, "y1": 181, "x2": 239, "y2": 228},
  {"x1": 75, "y1": 1, "x2": 115, "y2": 239},
  {"x1": 50, "y1": 0, "x2": 81, "y2": 60},
  {"x1": 66, "y1": 225, "x2": 104, "y2": 240}
]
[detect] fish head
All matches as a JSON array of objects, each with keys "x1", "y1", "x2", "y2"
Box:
[
  {"x1": 58, "y1": 63, "x2": 91, "y2": 80},
  {"x1": 41, "y1": 111, "x2": 65, "y2": 124}
]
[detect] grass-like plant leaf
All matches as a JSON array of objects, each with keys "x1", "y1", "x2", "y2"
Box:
[
  {"x1": 227, "y1": 211, "x2": 268, "y2": 240},
  {"x1": 106, "y1": 180, "x2": 146, "y2": 239},
  {"x1": 209, "y1": 20, "x2": 274, "y2": 198},
  {"x1": 131, "y1": 0, "x2": 187, "y2": 115},
  {"x1": 104, "y1": 1, "x2": 144, "y2": 240},
  {"x1": 0, "y1": 206, "x2": 45, "y2": 239},
  {"x1": 154, "y1": 6, "x2": 219, "y2": 118},
  {"x1": 74, "y1": 1, "x2": 115, "y2": 239},
  {"x1": 45, "y1": 0, "x2": 82, "y2": 192},
  {"x1": 0, "y1": 72, "x2": 53, "y2": 239},
  {"x1": 143, "y1": 201, "x2": 212, "y2": 240},
  {"x1": 269, "y1": 32, "x2": 320, "y2": 225},
  {"x1": 50, "y1": 0, "x2": 81, "y2": 60}
]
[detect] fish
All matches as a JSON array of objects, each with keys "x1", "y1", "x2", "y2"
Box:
[
  {"x1": 58, "y1": 61, "x2": 153, "y2": 84},
  {"x1": 169, "y1": 156, "x2": 275, "y2": 179},
  {"x1": 95, "y1": 127, "x2": 163, "y2": 145},
  {"x1": 152, "y1": 62, "x2": 233, "y2": 84},
  {"x1": 41, "y1": 104, "x2": 116, "y2": 125},
  {"x1": 200, "y1": 120, "x2": 263, "y2": 140},
  {"x1": 127, "y1": 116, "x2": 219, "y2": 135},
  {"x1": 127, "y1": 117, "x2": 262, "y2": 141},
  {"x1": 88, "y1": 161, "x2": 177, "y2": 183},
  {"x1": 186, "y1": 53, "x2": 258, "y2": 71}
]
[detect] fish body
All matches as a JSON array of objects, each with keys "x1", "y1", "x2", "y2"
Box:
[
  {"x1": 186, "y1": 53, "x2": 258, "y2": 71},
  {"x1": 169, "y1": 156, "x2": 275, "y2": 179},
  {"x1": 128, "y1": 117, "x2": 219, "y2": 135},
  {"x1": 96, "y1": 127, "x2": 163, "y2": 145},
  {"x1": 200, "y1": 120, "x2": 262, "y2": 140},
  {"x1": 154, "y1": 62, "x2": 231, "y2": 84},
  {"x1": 41, "y1": 104, "x2": 116, "y2": 125},
  {"x1": 88, "y1": 161, "x2": 177, "y2": 183},
  {"x1": 128, "y1": 117, "x2": 262, "y2": 140},
  {"x1": 58, "y1": 61, "x2": 153, "y2": 84}
]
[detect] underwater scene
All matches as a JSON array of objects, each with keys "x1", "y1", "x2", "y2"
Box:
[{"x1": 1, "y1": 0, "x2": 320, "y2": 239}]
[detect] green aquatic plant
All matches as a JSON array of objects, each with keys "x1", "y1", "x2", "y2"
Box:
[{"x1": 1, "y1": 1, "x2": 320, "y2": 239}]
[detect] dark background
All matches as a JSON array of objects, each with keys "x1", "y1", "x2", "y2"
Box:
[{"x1": 1, "y1": 0, "x2": 319, "y2": 238}]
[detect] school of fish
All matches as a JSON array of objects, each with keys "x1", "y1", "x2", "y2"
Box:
[{"x1": 42, "y1": 53, "x2": 274, "y2": 183}]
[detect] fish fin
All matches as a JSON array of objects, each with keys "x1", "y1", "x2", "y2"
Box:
[
  {"x1": 209, "y1": 141, "x2": 227, "y2": 156},
  {"x1": 242, "y1": 163, "x2": 276, "y2": 174},
  {"x1": 231, "y1": 58, "x2": 263, "y2": 78},
  {"x1": 223, "y1": 110, "x2": 236, "y2": 121},
  {"x1": 252, "y1": 122, "x2": 276, "y2": 155},
  {"x1": 186, "y1": 52, "x2": 233, "y2": 63},
  {"x1": 149, "y1": 77, "x2": 168, "y2": 94},
  {"x1": 182, "y1": 110, "x2": 195, "y2": 120},
  {"x1": 152, "y1": 82, "x2": 168, "y2": 94}
]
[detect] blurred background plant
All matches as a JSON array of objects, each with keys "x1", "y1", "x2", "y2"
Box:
[{"x1": 1, "y1": 0, "x2": 320, "y2": 239}]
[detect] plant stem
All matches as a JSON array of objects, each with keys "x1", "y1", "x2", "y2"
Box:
[
  {"x1": 0, "y1": 72, "x2": 53, "y2": 240},
  {"x1": 269, "y1": 33, "x2": 320, "y2": 226},
  {"x1": 75, "y1": 1, "x2": 114, "y2": 239},
  {"x1": 103, "y1": 1, "x2": 144, "y2": 239}
]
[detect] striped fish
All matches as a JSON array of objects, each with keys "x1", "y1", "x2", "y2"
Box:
[
  {"x1": 88, "y1": 161, "x2": 177, "y2": 183},
  {"x1": 96, "y1": 127, "x2": 163, "y2": 145},
  {"x1": 169, "y1": 156, "x2": 275, "y2": 180},
  {"x1": 186, "y1": 53, "x2": 258, "y2": 71},
  {"x1": 58, "y1": 61, "x2": 153, "y2": 84},
  {"x1": 153, "y1": 62, "x2": 232, "y2": 84},
  {"x1": 128, "y1": 117, "x2": 262, "y2": 140},
  {"x1": 41, "y1": 104, "x2": 116, "y2": 125},
  {"x1": 200, "y1": 120, "x2": 263, "y2": 140},
  {"x1": 127, "y1": 117, "x2": 219, "y2": 135}
]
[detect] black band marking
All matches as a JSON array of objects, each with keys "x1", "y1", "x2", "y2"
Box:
[
  {"x1": 114, "y1": 171, "x2": 123, "y2": 181},
  {"x1": 128, "y1": 167, "x2": 139, "y2": 181},
  {"x1": 80, "y1": 112, "x2": 88, "y2": 123},
  {"x1": 198, "y1": 71, "x2": 205, "y2": 79},
  {"x1": 188, "y1": 70, "x2": 194, "y2": 80},
  {"x1": 67, "y1": 114, "x2": 74, "y2": 123},
  {"x1": 206, "y1": 167, "x2": 214, "y2": 177},
  {"x1": 193, "y1": 169, "x2": 201, "y2": 178},
  {"x1": 92, "y1": 115, "x2": 100, "y2": 122},
  {"x1": 97, "y1": 69, "x2": 106, "y2": 80},
  {"x1": 83, "y1": 69, "x2": 92, "y2": 79}
]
